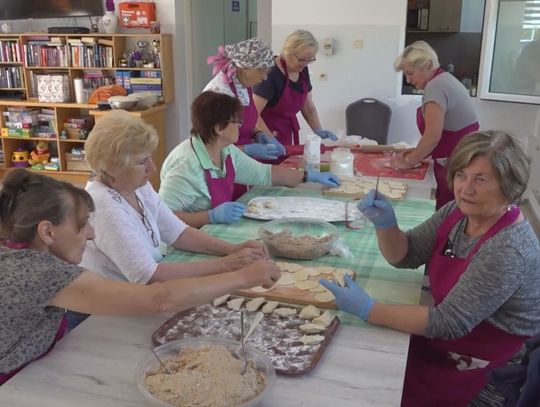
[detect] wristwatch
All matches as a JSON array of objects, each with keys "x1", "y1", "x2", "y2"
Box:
[{"x1": 302, "y1": 170, "x2": 308, "y2": 183}]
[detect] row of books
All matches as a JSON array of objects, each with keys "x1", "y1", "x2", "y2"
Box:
[
  {"x1": 0, "y1": 66, "x2": 24, "y2": 89},
  {"x1": 64, "y1": 116, "x2": 94, "y2": 130},
  {"x1": 115, "y1": 70, "x2": 163, "y2": 95},
  {"x1": 81, "y1": 70, "x2": 115, "y2": 89},
  {"x1": 23, "y1": 43, "x2": 114, "y2": 68},
  {"x1": 0, "y1": 40, "x2": 22, "y2": 63}
]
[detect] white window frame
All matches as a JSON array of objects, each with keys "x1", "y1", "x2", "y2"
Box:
[{"x1": 479, "y1": 0, "x2": 540, "y2": 104}]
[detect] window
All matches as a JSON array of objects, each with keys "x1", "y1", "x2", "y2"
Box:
[{"x1": 480, "y1": 0, "x2": 540, "y2": 103}]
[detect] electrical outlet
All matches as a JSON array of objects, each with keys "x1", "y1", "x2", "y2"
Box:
[
  {"x1": 353, "y1": 39, "x2": 364, "y2": 49},
  {"x1": 319, "y1": 73, "x2": 328, "y2": 81}
]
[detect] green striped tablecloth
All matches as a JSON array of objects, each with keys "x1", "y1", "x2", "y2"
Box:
[{"x1": 162, "y1": 185, "x2": 435, "y2": 326}]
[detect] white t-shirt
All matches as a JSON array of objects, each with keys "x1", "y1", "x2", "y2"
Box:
[
  {"x1": 203, "y1": 71, "x2": 250, "y2": 106},
  {"x1": 81, "y1": 181, "x2": 187, "y2": 283}
]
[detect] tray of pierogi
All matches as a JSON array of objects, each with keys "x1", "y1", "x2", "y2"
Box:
[
  {"x1": 323, "y1": 176, "x2": 407, "y2": 200},
  {"x1": 152, "y1": 298, "x2": 339, "y2": 375},
  {"x1": 244, "y1": 196, "x2": 363, "y2": 222},
  {"x1": 235, "y1": 261, "x2": 355, "y2": 309}
]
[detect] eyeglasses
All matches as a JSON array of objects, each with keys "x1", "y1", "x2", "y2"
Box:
[
  {"x1": 135, "y1": 195, "x2": 159, "y2": 248},
  {"x1": 228, "y1": 119, "x2": 244, "y2": 126},
  {"x1": 294, "y1": 54, "x2": 316, "y2": 64}
]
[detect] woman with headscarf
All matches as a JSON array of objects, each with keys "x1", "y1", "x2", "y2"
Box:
[{"x1": 204, "y1": 38, "x2": 286, "y2": 162}]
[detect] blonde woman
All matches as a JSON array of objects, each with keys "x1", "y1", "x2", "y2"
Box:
[
  {"x1": 253, "y1": 29, "x2": 337, "y2": 145},
  {"x1": 392, "y1": 40, "x2": 479, "y2": 210},
  {"x1": 65, "y1": 110, "x2": 278, "y2": 329}
]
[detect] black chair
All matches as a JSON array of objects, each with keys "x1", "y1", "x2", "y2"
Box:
[{"x1": 345, "y1": 98, "x2": 392, "y2": 145}]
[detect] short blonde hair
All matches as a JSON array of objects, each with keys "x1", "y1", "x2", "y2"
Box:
[
  {"x1": 394, "y1": 40, "x2": 440, "y2": 72},
  {"x1": 85, "y1": 110, "x2": 158, "y2": 177},
  {"x1": 447, "y1": 131, "x2": 530, "y2": 204},
  {"x1": 282, "y1": 29, "x2": 319, "y2": 57}
]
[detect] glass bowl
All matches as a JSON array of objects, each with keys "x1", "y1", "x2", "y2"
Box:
[
  {"x1": 136, "y1": 336, "x2": 276, "y2": 407},
  {"x1": 258, "y1": 218, "x2": 339, "y2": 260}
]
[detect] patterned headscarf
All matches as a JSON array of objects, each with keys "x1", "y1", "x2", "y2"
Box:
[{"x1": 207, "y1": 38, "x2": 275, "y2": 83}]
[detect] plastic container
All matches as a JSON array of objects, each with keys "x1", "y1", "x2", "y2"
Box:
[
  {"x1": 303, "y1": 133, "x2": 321, "y2": 171},
  {"x1": 258, "y1": 218, "x2": 339, "y2": 260},
  {"x1": 330, "y1": 147, "x2": 354, "y2": 177},
  {"x1": 137, "y1": 337, "x2": 276, "y2": 407}
]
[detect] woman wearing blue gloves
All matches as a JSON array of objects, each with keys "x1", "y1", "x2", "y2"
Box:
[
  {"x1": 321, "y1": 131, "x2": 540, "y2": 407},
  {"x1": 253, "y1": 30, "x2": 337, "y2": 145},
  {"x1": 204, "y1": 38, "x2": 287, "y2": 162},
  {"x1": 159, "y1": 91, "x2": 340, "y2": 228}
]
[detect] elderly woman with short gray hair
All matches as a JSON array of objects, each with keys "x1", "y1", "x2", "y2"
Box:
[
  {"x1": 253, "y1": 29, "x2": 337, "y2": 145},
  {"x1": 320, "y1": 130, "x2": 540, "y2": 406},
  {"x1": 392, "y1": 40, "x2": 480, "y2": 210},
  {"x1": 65, "y1": 110, "x2": 280, "y2": 329}
]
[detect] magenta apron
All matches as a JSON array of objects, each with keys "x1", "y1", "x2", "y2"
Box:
[
  {"x1": 416, "y1": 68, "x2": 479, "y2": 210},
  {"x1": 230, "y1": 81, "x2": 258, "y2": 146},
  {"x1": 192, "y1": 138, "x2": 237, "y2": 208},
  {"x1": 229, "y1": 81, "x2": 258, "y2": 199},
  {"x1": 401, "y1": 206, "x2": 527, "y2": 407},
  {"x1": 260, "y1": 57, "x2": 308, "y2": 145}
]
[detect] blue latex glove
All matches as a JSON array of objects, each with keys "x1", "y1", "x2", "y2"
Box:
[
  {"x1": 357, "y1": 189, "x2": 397, "y2": 229},
  {"x1": 244, "y1": 143, "x2": 280, "y2": 160},
  {"x1": 314, "y1": 128, "x2": 338, "y2": 141},
  {"x1": 319, "y1": 274, "x2": 375, "y2": 321},
  {"x1": 208, "y1": 202, "x2": 246, "y2": 224},
  {"x1": 254, "y1": 132, "x2": 286, "y2": 156},
  {"x1": 306, "y1": 168, "x2": 341, "y2": 187}
]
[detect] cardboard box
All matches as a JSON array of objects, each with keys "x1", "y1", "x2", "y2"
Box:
[
  {"x1": 36, "y1": 75, "x2": 70, "y2": 103},
  {"x1": 119, "y1": 2, "x2": 156, "y2": 28},
  {"x1": 65, "y1": 153, "x2": 90, "y2": 171}
]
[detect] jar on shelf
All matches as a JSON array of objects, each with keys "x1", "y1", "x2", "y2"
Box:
[{"x1": 101, "y1": 11, "x2": 118, "y2": 34}]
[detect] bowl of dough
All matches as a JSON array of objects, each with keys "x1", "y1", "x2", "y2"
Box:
[
  {"x1": 258, "y1": 218, "x2": 339, "y2": 260},
  {"x1": 136, "y1": 336, "x2": 276, "y2": 407}
]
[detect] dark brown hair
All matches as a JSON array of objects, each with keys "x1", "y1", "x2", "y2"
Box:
[
  {"x1": 190, "y1": 91, "x2": 242, "y2": 143},
  {"x1": 0, "y1": 169, "x2": 95, "y2": 243}
]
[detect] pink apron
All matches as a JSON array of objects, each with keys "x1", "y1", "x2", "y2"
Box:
[
  {"x1": 229, "y1": 81, "x2": 257, "y2": 199},
  {"x1": 230, "y1": 81, "x2": 258, "y2": 146},
  {"x1": 401, "y1": 206, "x2": 527, "y2": 407},
  {"x1": 416, "y1": 68, "x2": 479, "y2": 210},
  {"x1": 0, "y1": 241, "x2": 68, "y2": 386},
  {"x1": 260, "y1": 57, "x2": 308, "y2": 145},
  {"x1": 192, "y1": 136, "x2": 236, "y2": 208}
]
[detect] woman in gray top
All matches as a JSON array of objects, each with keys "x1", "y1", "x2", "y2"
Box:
[
  {"x1": 0, "y1": 169, "x2": 280, "y2": 384},
  {"x1": 321, "y1": 131, "x2": 540, "y2": 406},
  {"x1": 392, "y1": 41, "x2": 480, "y2": 209}
]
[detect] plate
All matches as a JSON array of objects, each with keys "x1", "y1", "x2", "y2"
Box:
[{"x1": 244, "y1": 196, "x2": 362, "y2": 222}]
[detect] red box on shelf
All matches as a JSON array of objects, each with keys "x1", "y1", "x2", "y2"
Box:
[{"x1": 119, "y1": 2, "x2": 156, "y2": 28}]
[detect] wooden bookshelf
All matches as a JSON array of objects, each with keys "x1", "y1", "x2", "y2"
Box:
[{"x1": 0, "y1": 33, "x2": 174, "y2": 189}]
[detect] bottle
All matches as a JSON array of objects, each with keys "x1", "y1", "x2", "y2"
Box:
[
  {"x1": 303, "y1": 133, "x2": 321, "y2": 171},
  {"x1": 447, "y1": 63, "x2": 454, "y2": 75}
]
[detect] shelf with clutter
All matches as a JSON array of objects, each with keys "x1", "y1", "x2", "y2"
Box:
[{"x1": 0, "y1": 32, "x2": 174, "y2": 188}]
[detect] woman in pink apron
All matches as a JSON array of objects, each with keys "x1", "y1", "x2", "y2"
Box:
[
  {"x1": 0, "y1": 169, "x2": 280, "y2": 384},
  {"x1": 205, "y1": 38, "x2": 286, "y2": 199},
  {"x1": 253, "y1": 29, "x2": 337, "y2": 146},
  {"x1": 159, "y1": 91, "x2": 340, "y2": 228},
  {"x1": 391, "y1": 41, "x2": 479, "y2": 210},
  {"x1": 320, "y1": 131, "x2": 540, "y2": 406}
]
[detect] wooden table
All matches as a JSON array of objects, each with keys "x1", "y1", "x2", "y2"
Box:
[{"x1": 0, "y1": 187, "x2": 435, "y2": 407}]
